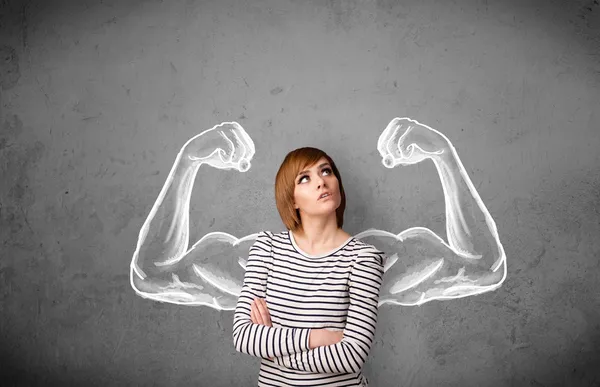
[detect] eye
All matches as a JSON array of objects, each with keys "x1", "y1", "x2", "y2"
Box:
[{"x1": 298, "y1": 167, "x2": 333, "y2": 184}]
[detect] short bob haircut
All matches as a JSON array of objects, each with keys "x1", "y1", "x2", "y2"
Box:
[{"x1": 275, "y1": 147, "x2": 346, "y2": 232}]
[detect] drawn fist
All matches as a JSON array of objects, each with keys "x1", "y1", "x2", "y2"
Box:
[
  {"x1": 377, "y1": 117, "x2": 449, "y2": 168},
  {"x1": 183, "y1": 121, "x2": 255, "y2": 172}
]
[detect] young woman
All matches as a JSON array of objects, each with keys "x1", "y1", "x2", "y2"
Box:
[{"x1": 232, "y1": 147, "x2": 386, "y2": 387}]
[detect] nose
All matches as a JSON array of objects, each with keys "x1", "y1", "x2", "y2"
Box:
[{"x1": 315, "y1": 175, "x2": 326, "y2": 188}]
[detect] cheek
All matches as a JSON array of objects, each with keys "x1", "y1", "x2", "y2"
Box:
[
  {"x1": 331, "y1": 178, "x2": 340, "y2": 191},
  {"x1": 294, "y1": 188, "x2": 310, "y2": 206}
]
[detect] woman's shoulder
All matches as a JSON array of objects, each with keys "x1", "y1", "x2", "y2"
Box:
[
  {"x1": 254, "y1": 230, "x2": 289, "y2": 243},
  {"x1": 349, "y1": 238, "x2": 386, "y2": 263},
  {"x1": 350, "y1": 237, "x2": 383, "y2": 253}
]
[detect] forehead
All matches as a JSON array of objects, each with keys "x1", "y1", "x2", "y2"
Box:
[{"x1": 300, "y1": 157, "x2": 330, "y2": 171}]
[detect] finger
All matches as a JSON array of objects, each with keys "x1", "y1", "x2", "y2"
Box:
[
  {"x1": 251, "y1": 300, "x2": 258, "y2": 324},
  {"x1": 258, "y1": 299, "x2": 272, "y2": 326},
  {"x1": 253, "y1": 299, "x2": 264, "y2": 325},
  {"x1": 255, "y1": 299, "x2": 270, "y2": 325},
  {"x1": 388, "y1": 121, "x2": 411, "y2": 158},
  {"x1": 377, "y1": 117, "x2": 399, "y2": 155},
  {"x1": 217, "y1": 130, "x2": 235, "y2": 161},
  {"x1": 397, "y1": 122, "x2": 420, "y2": 156},
  {"x1": 258, "y1": 298, "x2": 268, "y2": 315},
  {"x1": 230, "y1": 126, "x2": 254, "y2": 171},
  {"x1": 252, "y1": 301, "x2": 261, "y2": 324},
  {"x1": 250, "y1": 301, "x2": 257, "y2": 323},
  {"x1": 230, "y1": 127, "x2": 247, "y2": 163},
  {"x1": 255, "y1": 298, "x2": 265, "y2": 317},
  {"x1": 378, "y1": 118, "x2": 410, "y2": 167},
  {"x1": 233, "y1": 124, "x2": 255, "y2": 159},
  {"x1": 252, "y1": 300, "x2": 263, "y2": 324}
]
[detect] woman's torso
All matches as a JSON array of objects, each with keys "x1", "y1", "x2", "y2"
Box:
[{"x1": 256, "y1": 230, "x2": 375, "y2": 387}]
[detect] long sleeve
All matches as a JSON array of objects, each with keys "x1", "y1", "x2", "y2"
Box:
[
  {"x1": 274, "y1": 250, "x2": 385, "y2": 374},
  {"x1": 232, "y1": 231, "x2": 312, "y2": 358}
]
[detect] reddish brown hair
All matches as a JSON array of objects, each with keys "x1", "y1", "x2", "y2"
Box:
[{"x1": 275, "y1": 147, "x2": 346, "y2": 232}]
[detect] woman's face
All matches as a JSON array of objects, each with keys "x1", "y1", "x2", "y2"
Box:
[{"x1": 293, "y1": 157, "x2": 341, "y2": 218}]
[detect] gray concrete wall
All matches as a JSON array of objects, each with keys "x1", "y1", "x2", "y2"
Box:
[{"x1": 1, "y1": 0, "x2": 599, "y2": 385}]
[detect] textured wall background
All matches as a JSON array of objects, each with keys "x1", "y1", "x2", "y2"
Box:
[{"x1": 1, "y1": 0, "x2": 599, "y2": 386}]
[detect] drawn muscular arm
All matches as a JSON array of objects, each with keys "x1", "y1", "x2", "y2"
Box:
[
  {"x1": 363, "y1": 117, "x2": 507, "y2": 306},
  {"x1": 129, "y1": 122, "x2": 256, "y2": 309}
]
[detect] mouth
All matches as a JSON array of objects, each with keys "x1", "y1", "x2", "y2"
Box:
[{"x1": 318, "y1": 192, "x2": 332, "y2": 201}]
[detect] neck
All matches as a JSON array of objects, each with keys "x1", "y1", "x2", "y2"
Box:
[{"x1": 293, "y1": 214, "x2": 341, "y2": 249}]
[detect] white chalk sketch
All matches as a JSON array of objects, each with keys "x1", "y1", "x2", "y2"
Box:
[{"x1": 130, "y1": 118, "x2": 506, "y2": 309}]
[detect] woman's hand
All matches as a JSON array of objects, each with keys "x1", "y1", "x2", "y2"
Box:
[
  {"x1": 250, "y1": 298, "x2": 344, "y2": 360},
  {"x1": 251, "y1": 298, "x2": 274, "y2": 361},
  {"x1": 250, "y1": 297, "x2": 272, "y2": 327},
  {"x1": 309, "y1": 329, "x2": 344, "y2": 349}
]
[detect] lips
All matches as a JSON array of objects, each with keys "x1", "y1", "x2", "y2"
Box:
[{"x1": 318, "y1": 192, "x2": 332, "y2": 201}]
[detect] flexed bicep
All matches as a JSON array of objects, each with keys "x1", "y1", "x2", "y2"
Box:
[
  {"x1": 377, "y1": 117, "x2": 505, "y2": 268},
  {"x1": 355, "y1": 227, "x2": 504, "y2": 306},
  {"x1": 130, "y1": 122, "x2": 256, "y2": 309},
  {"x1": 366, "y1": 117, "x2": 507, "y2": 306},
  {"x1": 132, "y1": 232, "x2": 259, "y2": 310}
]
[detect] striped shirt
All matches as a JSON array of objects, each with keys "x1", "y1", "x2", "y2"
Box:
[{"x1": 232, "y1": 230, "x2": 385, "y2": 387}]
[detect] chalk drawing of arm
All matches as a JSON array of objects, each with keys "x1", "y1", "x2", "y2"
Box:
[
  {"x1": 354, "y1": 117, "x2": 507, "y2": 306},
  {"x1": 130, "y1": 122, "x2": 257, "y2": 310}
]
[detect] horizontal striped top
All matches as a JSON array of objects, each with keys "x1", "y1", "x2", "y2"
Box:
[{"x1": 232, "y1": 230, "x2": 386, "y2": 387}]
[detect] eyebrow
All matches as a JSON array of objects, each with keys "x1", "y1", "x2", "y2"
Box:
[{"x1": 297, "y1": 163, "x2": 330, "y2": 177}]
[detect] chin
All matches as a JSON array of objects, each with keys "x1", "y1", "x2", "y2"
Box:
[{"x1": 318, "y1": 202, "x2": 341, "y2": 215}]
